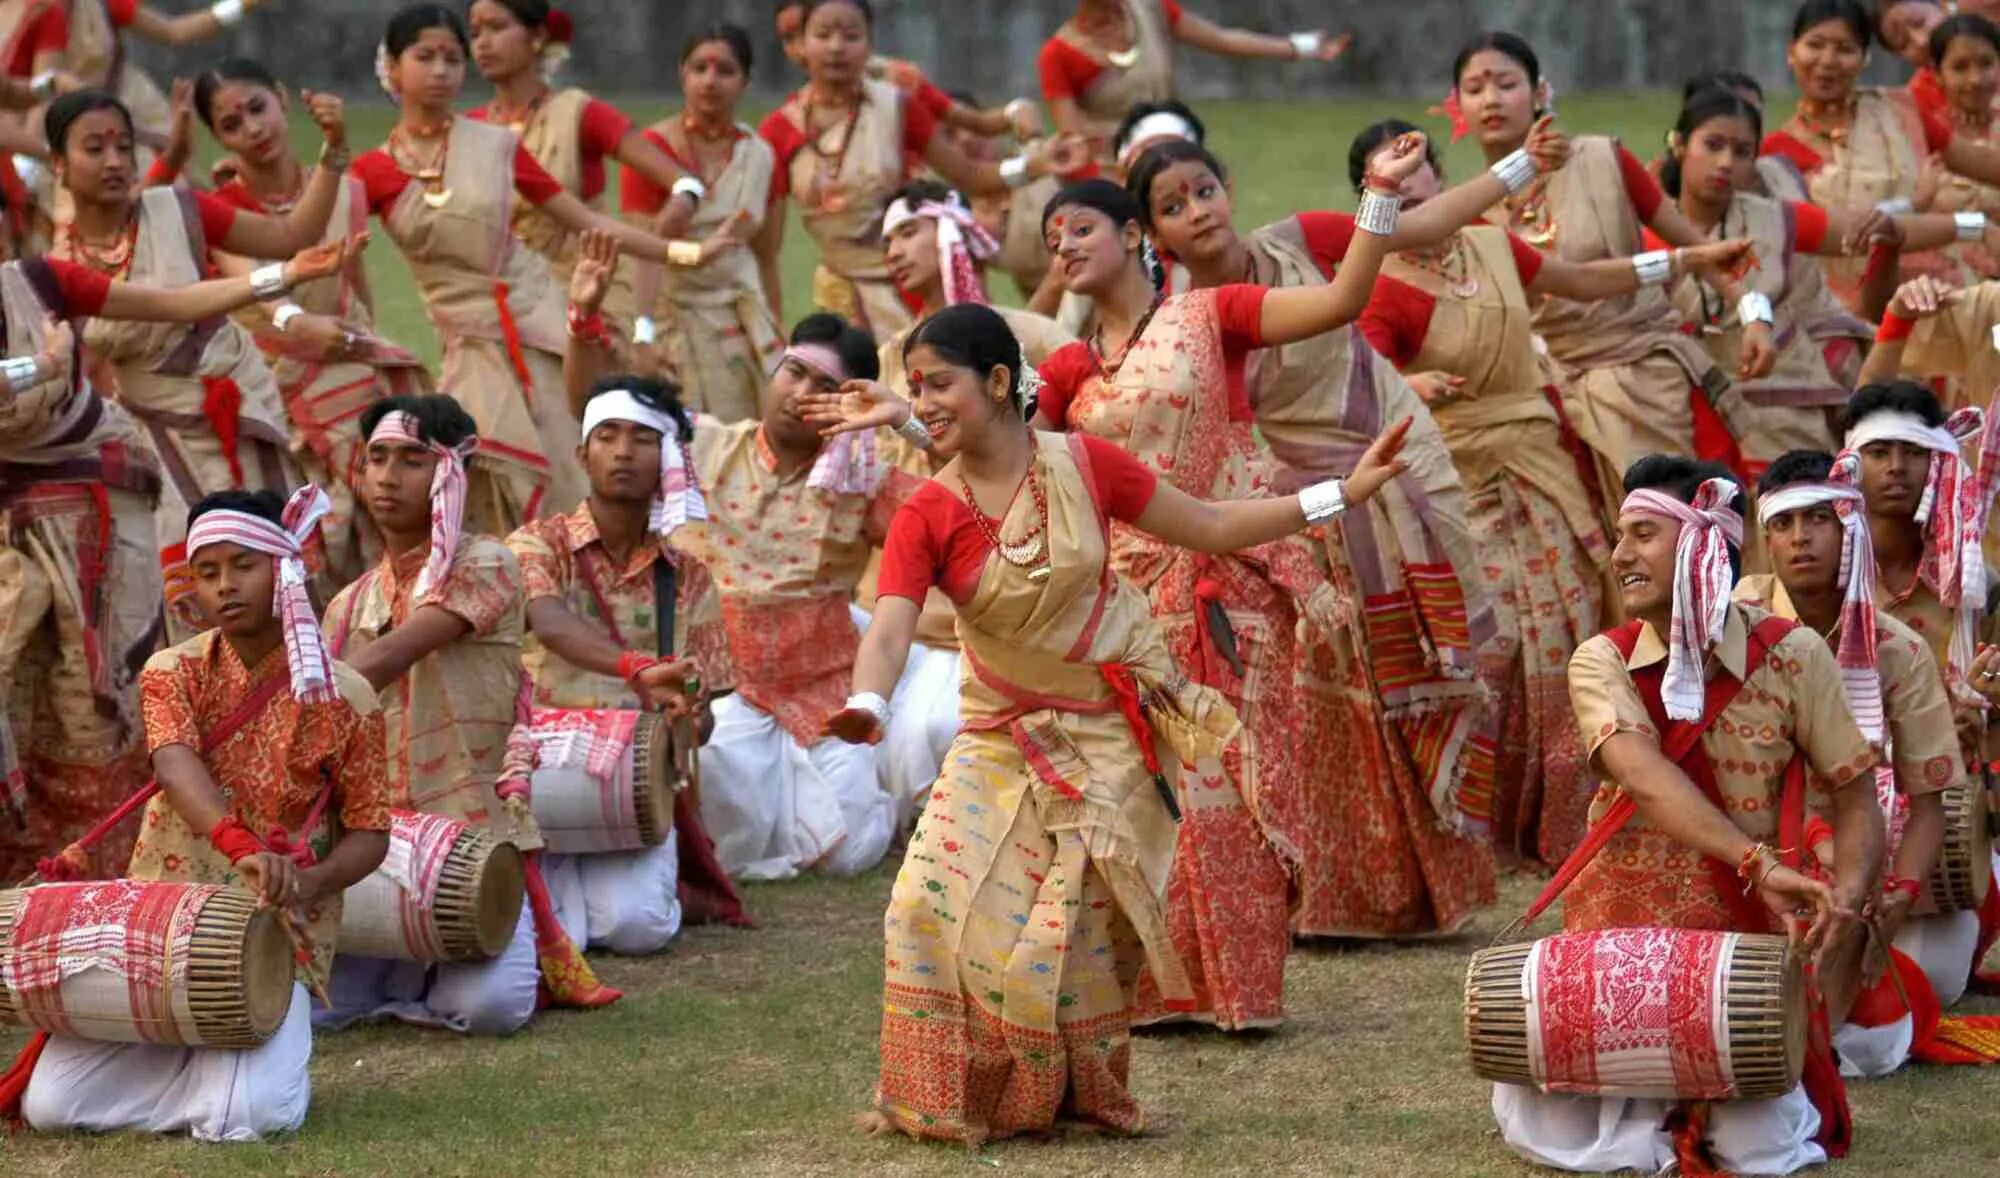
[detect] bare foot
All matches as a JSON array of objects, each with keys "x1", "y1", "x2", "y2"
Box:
[{"x1": 855, "y1": 1110, "x2": 902, "y2": 1137}]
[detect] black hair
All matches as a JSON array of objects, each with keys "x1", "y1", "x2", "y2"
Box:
[
  {"x1": 386, "y1": 3, "x2": 469, "y2": 57},
  {"x1": 1756, "y1": 449, "x2": 1837, "y2": 497},
  {"x1": 1681, "y1": 68, "x2": 1763, "y2": 102},
  {"x1": 194, "y1": 58, "x2": 281, "y2": 131},
  {"x1": 1843, "y1": 379, "x2": 1947, "y2": 431},
  {"x1": 187, "y1": 488, "x2": 285, "y2": 531},
  {"x1": 1660, "y1": 86, "x2": 1764, "y2": 199},
  {"x1": 903, "y1": 304, "x2": 1029, "y2": 415},
  {"x1": 801, "y1": 0, "x2": 870, "y2": 27},
  {"x1": 790, "y1": 311, "x2": 879, "y2": 382},
  {"x1": 1127, "y1": 139, "x2": 1229, "y2": 229},
  {"x1": 470, "y1": 0, "x2": 550, "y2": 27},
  {"x1": 582, "y1": 374, "x2": 694, "y2": 442},
  {"x1": 1930, "y1": 12, "x2": 2000, "y2": 67},
  {"x1": 1792, "y1": 0, "x2": 1870, "y2": 45},
  {"x1": 890, "y1": 177, "x2": 954, "y2": 209},
  {"x1": 681, "y1": 22, "x2": 754, "y2": 76},
  {"x1": 1347, "y1": 118, "x2": 1442, "y2": 193},
  {"x1": 44, "y1": 90, "x2": 132, "y2": 157},
  {"x1": 1111, "y1": 98, "x2": 1206, "y2": 158},
  {"x1": 1622, "y1": 455, "x2": 1747, "y2": 575},
  {"x1": 358, "y1": 393, "x2": 480, "y2": 451},
  {"x1": 1452, "y1": 30, "x2": 1540, "y2": 89},
  {"x1": 1041, "y1": 177, "x2": 1142, "y2": 235}
]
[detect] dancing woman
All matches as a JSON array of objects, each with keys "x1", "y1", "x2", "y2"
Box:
[
  {"x1": 1911, "y1": 13, "x2": 2000, "y2": 282},
  {"x1": 817, "y1": 303, "x2": 1410, "y2": 1141},
  {"x1": 50, "y1": 0, "x2": 268, "y2": 155},
  {"x1": 195, "y1": 57, "x2": 432, "y2": 588}
]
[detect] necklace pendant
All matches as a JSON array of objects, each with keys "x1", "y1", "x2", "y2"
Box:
[
  {"x1": 1450, "y1": 275, "x2": 1481, "y2": 299},
  {"x1": 1027, "y1": 563, "x2": 1053, "y2": 583},
  {"x1": 1107, "y1": 46, "x2": 1140, "y2": 69},
  {"x1": 422, "y1": 186, "x2": 454, "y2": 209}
]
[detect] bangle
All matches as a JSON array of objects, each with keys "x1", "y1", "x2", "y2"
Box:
[
  {"x1": 1736, "y1": 841, "x2": 1777, "y2": 883},
  {"x1": 28, "y1": 70, "x2": 56, "y2": 101},
  {"x1": 998, "y1": 154, "x2": 1030, "y2": 189},
  {"x1": 272, "y1": 303, "x2": 307, "y2": 333},
  {"x1": 1489, "y1": 147, "x2": 1537, "y2": 195},
  {"x1": 617, "y1": 651, "x2": 659, "y2": 683},
  {"x1": 633, "y1": 316, "x2": 658, "y2": 346},
  {"x1": 567, "y1": 305, "x2": 610, "y2": 345},
  {"x1": 1875, "y1": 197, "x2": 1914, "y2": 216},
  {"x1": 1882, "y1": 874, "x2": 1924, "y2": 899},
  {"x1": 318, "y1": 143, "x2": 350, "y2": 172},
  {"x1": 1003, "y1": 97, "x2": 1034, "y2": 124},
  {"x1": 210, "y1": 0, "x2": 246, "y2": 27},
  {"x1": 1, "y1": 355, "x2": 40, "y2": 393},
  {"x1": 1956, "y1": 210, "x2": 1988, "y2": 241},
  {"x1": 1298, "y1": 478, "x2": 1347, "y2": 522},
  {"x1": 667, "y1": 239, "x2": 704, "y2": 267},
  {"x1": 1736, "y1": 291, "x2": 1774, "y2": 327},
  {"x1": 1632, "y1": 249, "x2": 1673, "y2": 287},
  {"x1": 670, "y1": 175, "x2": 706, "y2": 206},
  {"x1": 894, "y1": 413, "x2": 934, "y2": 451},
  {"x1": 248, "y1": 263, "x2": 289, "y2": 300},
  {"x1": 844, "y1": 691, "x2": 891, "y2": 727},
  {"x1": 208, "y1": 815, "x2": 262, "y2": 864},
  {"x1": 1288, "y1": 31, "x2": 1324, "y2": 59},
  {"x1": 1355, "y1": 189, "x2": 1398, "y2": 237},
  {"x1": 1878, "y1": 311, "x2": 1916, "y2": 343}
]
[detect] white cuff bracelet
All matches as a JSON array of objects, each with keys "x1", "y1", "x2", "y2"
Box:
[
  {"x1": 1957, "y1": 211, "x2": 1988, "y2": 241},
  {"x1": 1632, "y1": 249, "x2": 1673, "y2": 287},
  {"x1": 1737, "y1": 291, "x2": 1774, "y2": 326},
  {"x1": 1299, "y1": 478, "x2": 1347, "y2": 522},
  {"x1": 895, "y1": 414, "x2": 934, "y2": 451},
  {"x1": 844, "y1": 692, "x2": 891, "y2": 727},
  {"x1": 1, "y1": 356, "x2": 40, "y2": 393},
  {"x1": 1356, "y1": 190, "x2": 1398, "y2": 237},
  {"x1": 249, "y1": 263, "x2": 289, "y2": 300},
  {"x1": 999, "y1": 155, "x2": 1030, "y2": 190},
  {"x1": 210, "y1": 0, "x2": 246, "y2": 27},
  {"x1": 1490, "y1": 148, "x2": 1537, "y2": 195}
]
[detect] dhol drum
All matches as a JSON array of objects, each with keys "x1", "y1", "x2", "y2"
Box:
[
  {"x1": 1925, "y1": 782, "x2": 1993, "y2": 914},
  {"x1": 0, "y1": 880, "x2": 291, "y2": 1047},
  {"x1": 527, "y1": 708, "x2": 688, "y2": 853},
  {"x1": 338, "y1": 811, "x2": 524, "y2": 964},
  {"x1": 1465, "y1": 927, "x2": 1805, "y2": 1100}
]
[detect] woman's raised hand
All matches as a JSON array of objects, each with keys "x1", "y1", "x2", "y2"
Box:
[
  {"x1": 282, "y1": 231, "x2": 366, "y2": 287},
  {"x1": 1524, "y1": 114, "x2": 1569, "y2": 174},
  {"x1": 698, "y1": 209, "x2": 755, "y2": 264},
  {"x1": 1341, "y1": 416, "x2": 1413, "y2": 507},
  {"x1": 1888, "y1": 273, "x2": 1960, "y2": 319},
  {"x1": 301, "y1": 89, "x2": 345, "y2": 151},
  {"x1": 1370, "y1": 132, "x2": 1430, "y2": 185},
  {"x1": 798, "y1": 378, "x2": 913, "y2": 438},
  {"x1": 569, "y1": 229, "x2": 619, "y2": 315}
]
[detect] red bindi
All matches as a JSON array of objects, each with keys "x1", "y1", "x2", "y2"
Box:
[
  {"x1": 1051, "y1": 214, "x2": 1066, "y2": 229},
  {"x1": 1177, "y1": 180, "x2": 1193, "y2": 198},
  {"x1": 910, "y1": 368, "x2": 925, "y2": 386}
]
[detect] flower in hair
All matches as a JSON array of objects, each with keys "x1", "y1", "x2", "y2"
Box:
[{"x1": 374, "y1": 42, "x2": 398, "y2": 103}]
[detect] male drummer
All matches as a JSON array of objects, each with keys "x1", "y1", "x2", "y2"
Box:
[
  {"x1": 1491, "y1": 456, "x2": 1882, "y2": 1176},
  {"x1": 321, "y1": 394, "x2": 617, "y2": 1032},
  {"x1": 1740, "y1": 449, "x2": 1961, "y2": 1074},
  {"x1": 5, "y1": 488, "x2": 390, "y2": 1140},
  {"x1": 507, "y1": 375, "x2": 748, "y2": 943}
]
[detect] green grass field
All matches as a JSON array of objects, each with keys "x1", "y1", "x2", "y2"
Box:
[{"x1": 7, "y1": 92, "x2": 2000, "y2": 1176}]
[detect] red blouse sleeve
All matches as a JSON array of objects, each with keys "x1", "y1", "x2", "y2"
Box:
[
  {"x1": 106, "y1": 0, "x2": 137, "y2": 27},
  {"x1": 1788, "y1": 201, "x2": 1831, "y2": 255},
  {"x1": 1505, "y1": 231, "x2": 1546, "y2": 285},
  {"x1": 1037, "y1": 38, "x2": 1100, "y2": 102},
  {"x1": 1078, "y1": 435, "x2": 1158, "y2": 521},
  {"x1": 1294, "y1": 210, "x2": 1356, "y2": 279},
  {"x1": 1356, "y1": 275, "x2": 1434, "y2": 370},
  {"x1": 41, "y1": 256, "x2": 110, "y2": 318},
  {"x1": 1761, "y1": 131, "x2": 1825, "y2": 177},
  {"x1": 758, "y1": 108, "x2": 805, "y2": 200},
  {"x1": 1639, "y1": 225, "x2": 1668, "y2": 252},
  {"x1": 7, "y1": 5, "x2": 67, "y2": 77},
  {"x1": 1919, "y1": 104, "x2": 1954, "y2": 154},
  {"x1": 902, "y1": 94, "x2": 937, "y2": 156},
  {"x1": 1615, "y1": 142, "x2": 1665, "y2": 222},
  {"x1": 1910, "y1": 69, "x2": 1948, "y2": 121},
  {"x1": 349, "y1": 150, "x2": 409, "y2": 218},
  {"x1": 209, "y1": 179, "x2": 259, "y2": 213},
  {"x1": 578, "y1": 97, "x2": 633, "y2": 157},
  {"x1": 192, "y1": 189, "x2": 239, "y2": 248},
  {"x1": 620, "y1": 127, "x2": 674, "y2": 215},
  {"x1": 1212, "y1": 283, "x2": 1268, "y2": 352},
  {"x1": 1161, "y1": 0, "x2": 1185, "y2": 30},
  {"x1": 911, "y1": 76, "x2": 953, "y2": 118},
  {"x1": 512, "y1": 143, "x2": 563, "y2": 205},
  {"x1": 876, "y1": 496, "x2": 945, "y2": 602},
  {"x1": 1034, "y1": 341, "x2": 1094, "y2": 426}
]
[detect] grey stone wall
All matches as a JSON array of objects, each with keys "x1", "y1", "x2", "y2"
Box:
[{"x1": 129, "y1": 1, "x2": 1898, "y2": 103}]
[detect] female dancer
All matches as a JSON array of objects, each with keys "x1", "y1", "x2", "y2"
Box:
[
  {"x1": 1342, "y1": 119, "x2": 1748, "y2": 866},
  {"x1": 465, "y1": 0, "x2": 703, "y2": 302},
  {"x1": 48, "y1": 0, "x2": 268, "y2": 155},
  {"x1": 1037, "y1": 0, "x2": 1348, "y2": 157},
  {"x1": 194, "y1": 57, "x2": 432, "y2": 588},
  {"x1": 816, "y1": 304, "x2": 1411, "y2": 1141},
  {"x1": 1123, "y1": 125, "x2": 1580, "y2": 931},
  {"x1": 619, "y1": 22, "x2": 780, "y2": 423},
  {"x1": 1454, "y1": 30, "x2": 1772, "y2": 492},
  {"x1": 1764, "y1": 1, "x2": 2000, "y2": 307},
  {"x1": 357, "y1": 3, "x2": 726, "y2": 536},
  {"x1": 759, "y1": 0, "x2": 1081, "y2": 341},
  {"x1": 45, "y1": 86, "x2": 345, "y2": 623},
  {"x1": 1913, "y1": 14, "x2": 2000, "y2": 282}
]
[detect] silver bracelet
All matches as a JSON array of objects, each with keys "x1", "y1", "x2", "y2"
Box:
[
  {"x1": 1299, "y1": 478, "x2": 1347, "y2": 523},
  {"x1": 1, "y1": 355, "x2": 40, "y2": 393},
  {"x1": 998, "y1": 155, "x2": 1030, "y2": 190},
  {"x1": 894, "y1": 413, "x2": 935, "y2": 451},
  {"x1": 844, "y1": 691, "x2": 891, "y2": 727},
  {"x1": 210, "y1": 0, "x2": 246, "y2": 27},
  {"x1": 1736, "y1": 291, "x2": 1774, "y2": 326},
  {"x1": 1875, "y1": 197, "x2": 1914, "y2": 216},
  {"x1": 1289, "y1": 31, "x2": 1324, "y2": 59},
  {"x1": 1632, "y1": 249, "x2": 1673, "y2": 287},
  {"x1": 1489, "y1": 147, "x2": 1537, "y2": 195},
  {"x1": 633, "y1": 316, "x2": 658, "y2": 346},
  {"x1": 1956, "y1": 210, "x2": 1988, "y2": 241},
  {"x1": 28, "y1": 71, "x2": 56, "y2": 101},
  {"x1": 1355, "y1": 189, "x2": 1399, "y2": 237},
  {"x1": 670, "y1": 175, "x2": 706, "y2": 205},
  {"x1": 249, "y1": 263, "x2": 289, "y2": 300},
  {"x1": 272, "y1": 303, "x2": 307, "y2": 333}
]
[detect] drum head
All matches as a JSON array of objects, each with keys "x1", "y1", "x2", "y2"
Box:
[
  {"x1": 1772, "y1": 938, "x2": 1809, "y2": 1099},
  {"x1": 635, "y1": 713, "x2": 677, "y2": 845},
  {"x1": 239, "y1": 908, "x2": 296, "y2": 1038},
  {"x1": 473, "y1": 839, "x2": 526, "y2": 957},
  {"x1": 1973, "y1": 784, "x2": 1993, "y2": 906}
]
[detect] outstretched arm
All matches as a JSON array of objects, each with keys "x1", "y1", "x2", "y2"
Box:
[
  {"x1": 96, "y1": 235, "x2": 362, "y2": 323},
  {"x1": 340, "y1": 607, "x2": 471, "y2": 693},
  {"x1": 1387, "y1": 115, "x2": 1568, "y2": 251},
  {"x1": 125, "y1": 0, "x2": 264, "y2": 46},
  {"x1": 1173, "y1": 11, "x2": 1349, "y2": 62}
]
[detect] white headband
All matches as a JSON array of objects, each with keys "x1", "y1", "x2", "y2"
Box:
[
  {"x1": 1117, "y1": 112, "x2": 1198, "y2": 166},
  {"x1": 1755, "y1": 482, "x2": 1865, "y2": 527},
  {"x1": 581, "y1": 388, "x2": 706, "y2": 535},
  {"x1": 1843, "y1": 410, "x2": 1961, "y2": 459}
]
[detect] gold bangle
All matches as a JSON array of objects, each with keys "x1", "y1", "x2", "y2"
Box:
[{"x1": 667, "y1": 239, "x2": 703, "y2": 266}]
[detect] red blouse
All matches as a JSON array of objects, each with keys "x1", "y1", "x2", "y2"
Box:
[
  {"x1": 756, "y1": 94, "x2": 938, "y2": 201},
  {"x1": 1761, "y1": 106, "x2": 1952, "y2": 176},
  {"x1": 1, "y1": 2, "x2": 65, "y2": 78},
  {"x1": 26, "y1": 255, "x2": 112, "y2": 317},
  {"x1": 1357, "y1": 234, "x2": 1546, "y2": 368},
  {"x1": 620, "y1": 126, "x2": 782, "y2": 215},
  {"x1": 466, "y1": 95, "x2": 630, "y2": 203},
  {"x1": 1635, "y1": 200, "x2": 1830, "y2": 258},
  {"x1": 1036, "y1": 283, "x2": 1268, "y2": 425},
  {"x1": 348, "y1": 142, "x2": 563, "y2": 218},
  {"x1": 1037, "y1": 0, "x2": 1186, "y2": 102},
  {"x1": 876, "y1": 434, "x2": 1158, "y2": 604}
]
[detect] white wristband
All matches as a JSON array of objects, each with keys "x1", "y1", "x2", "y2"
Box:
[
  {"x1": 249, "y1": 263, "x2": 289, "y2": 300},
  {"x1": 1299, "y1": 478, "x2": 1347, "y2": 523},
  {"x1": 1, "y1": 355, "x2": 40, "y2": 393},
  {"x1": 1632, "y1": 249, "x2": 1673, "y2": 287},
  {"x1": 1355, "y1": 189, "x2": 1398, "y2": 237},
  {"x1": 633, "y1": 316, "x2": 658, "y2": 346},
  {"x1": 210, "y1": 0, "x2": 246, "y2": 27},
  {"x1": 998, "y1": 155, "x2": 1030, "y2": 190},
  {"x1": 1289, "y1": 31, "x2": 1324, "y2": 59},
  {"x1": 272, "y1": 303, "x2": 307, "y2": 333},
  {"x1": 1489, "y1": 148, "x2": 1537, "y2": 195},
  {"x1": 1003, "y1": 98, "x2": 1034, "y2": 124},
  {"x1": 28, "y1": 71, "x2": 56, "y2": 101},
  {"x1": 844, "y1": 691, "x2": 891, "y2": 727},
  {"x1": 670, "y1": 175, "x2": 706, "y2": 205},
  {"x1": 1875, "y1": 197, "x2": 1914, "y2": 216},
  {"x1": 894, "y1": 412, "x2": 934, "y2": 451},
  {"x1": 1736, "y1": 291, "x2": 1774, "y2": 326},
  {"x1": 1956, "y1": 211, "x2": 1988, "y2": 241}
]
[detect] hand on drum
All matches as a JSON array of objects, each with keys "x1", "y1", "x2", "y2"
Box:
[
  {"x1": 822, "y1": 707, "x2": 883, "y2": 745},
  {"x1": 236, "y1": 850, "x2": 302, "y2": 909},
  {"x1": 633, "y1": 657, "x2": 703, "y2": 719},
  {"x1": 1969, "y1": 643, "x2": 2000, "y2": 705},
  {"x1": 1754, "y1": 861, "x2": 1851, "y2": 953}
]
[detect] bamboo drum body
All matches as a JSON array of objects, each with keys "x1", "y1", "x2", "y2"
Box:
[
  {"x1": 529, "y1": 711, "x2": 679, "y2": 854},
  {"x1": 337, "y1": 814, "x2": 524, "y2": 964},
  {"x1": 1924, "y1": 783, "x2": 1992, "y2": 914}
]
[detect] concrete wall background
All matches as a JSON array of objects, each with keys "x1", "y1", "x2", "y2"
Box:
[{"x1": 132, "y1": 1, "x2": 1901, "y2": 103}]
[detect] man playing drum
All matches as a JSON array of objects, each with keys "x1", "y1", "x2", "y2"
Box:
[
  {"x1": 1739, "y1": 449, "x2": 1962, "y2": 1076},
  {"x1": 1492, "y1": 456, "x2": 1883, "y2": 1175},
  {"x1": 9, "y1": 487, "x2": 391, "y2": 1140},
  {"x1": 507, "y1": 375, "x2": 746, "y2": 948},
  {"x1": 321, "y1": 394, "x2": 617, "y2": 1032}
]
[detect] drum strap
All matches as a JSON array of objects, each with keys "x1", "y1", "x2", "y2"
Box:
[{"x1": 651, "y1": 555, "x2": 677, "y2": 660}]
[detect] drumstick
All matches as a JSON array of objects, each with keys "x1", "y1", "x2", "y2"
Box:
[{"x1": 268, "y1": 901, "x2": 333, "y2": 1009}]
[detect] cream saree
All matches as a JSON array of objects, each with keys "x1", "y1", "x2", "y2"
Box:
[{"x1": 779, "y1": 79, "x2": 912, "y2": 340}]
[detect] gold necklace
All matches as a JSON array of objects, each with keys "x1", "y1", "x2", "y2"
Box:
[
  {"x1": 389, "y1": 118, "x2": 454, "y2": 208},
  {"x1": 1400, "y1": 233, "x2": 1479, "y2": 298}
]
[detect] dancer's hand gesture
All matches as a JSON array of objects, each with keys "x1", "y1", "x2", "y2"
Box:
[{"x1": 1341, "y1": 416, "x2": 1412, "y2": 506}]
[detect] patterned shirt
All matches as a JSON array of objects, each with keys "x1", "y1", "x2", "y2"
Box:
[{"x1": 507, "y1": 499, "x2": 727, "y2": 710}]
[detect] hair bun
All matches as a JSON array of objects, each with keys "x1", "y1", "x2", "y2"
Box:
[{"x1": 544, "y1": 9, "x2": 573, "y2": 43}]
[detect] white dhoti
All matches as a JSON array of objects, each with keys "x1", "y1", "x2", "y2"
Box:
[
  {"x1": 696, "y1": 692, "x2": 891, "y2": 880},
  {"x1": 24, "y1": 983, "x2": 314, "y2": 1142},
  {"x1": 1491, "y1": 1082, "x2": 1824, "y2": 1175},
  {"x1": 1894, "y1": 907, "x2": 1983, "y2": 1008},
  {"x1": 541, "y1": 835, "x2": 682, "y2": 955},
  {"x1": 313, "y1": 906, "x2": 540, "y2": 1036},
  {"x1": 1834, "y1": 1014, "x2": 1915, "y2": 1079},
  {"x1": 879, "y1": 641, "x2": 960, "y2": 829}
]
